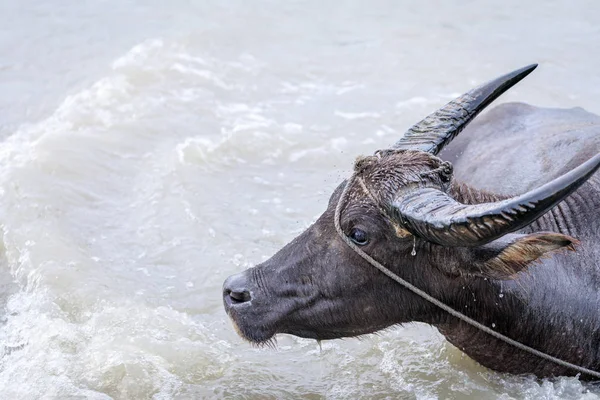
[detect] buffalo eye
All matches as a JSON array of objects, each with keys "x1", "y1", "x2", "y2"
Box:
[{"x1": 349, "y1": 228, "x2": 369, "y2": 245}]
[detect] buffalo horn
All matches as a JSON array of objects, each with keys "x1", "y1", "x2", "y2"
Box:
[
  {"x1": 392, "y1": 64, "x2": 537, "y2": 155},
  {"x1": 390, "y1": 153, "x2": 600, "y2": 246}
]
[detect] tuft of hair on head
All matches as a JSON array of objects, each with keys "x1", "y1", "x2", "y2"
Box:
[{"x1": 354, "y1": 155, "x2": 377, "y2": 175}]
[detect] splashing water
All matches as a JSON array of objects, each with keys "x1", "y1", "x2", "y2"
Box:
[{"x1": 1, "y1": 0, "x2": 600, "y2": 398}]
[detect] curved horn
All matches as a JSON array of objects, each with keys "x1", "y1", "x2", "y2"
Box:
[
  {"x1": 390, "y1": 153, "x2": 600, "y2": 247},
  {"x1": 392, "y1": 64, "x2": 537, "y2": 155}
]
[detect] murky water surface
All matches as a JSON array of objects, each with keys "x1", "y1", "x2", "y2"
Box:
[{"x1": 1, "y1": 1, "x2": 600, "y2": 398}]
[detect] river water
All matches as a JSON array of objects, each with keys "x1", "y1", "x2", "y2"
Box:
[{"x1": 1, "y1": 1, "x2": 600, "y2": 399}]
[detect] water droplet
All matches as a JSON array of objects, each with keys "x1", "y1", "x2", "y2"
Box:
[
  {"x1": 492, "y1": 323, "x2": 496, "y2": 328},
  {"x1": 499, "y1": 293, "x2": 504, "y2": 298},
  {"x1": 411, "y1": 236, "x2": 417, "y2": 256}
]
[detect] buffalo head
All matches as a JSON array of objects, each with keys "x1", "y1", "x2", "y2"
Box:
[{"x1": 223, "y1": 65, "x2": 600, "y2": 345}]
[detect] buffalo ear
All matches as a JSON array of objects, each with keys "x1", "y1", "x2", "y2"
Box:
[{"x1": 459, "y1": 232, "x2": 579, "y2": 280}]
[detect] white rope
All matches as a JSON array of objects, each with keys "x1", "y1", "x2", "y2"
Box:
[{"x1": 334, "y1": 173, "x2": 600, "y2": 379}]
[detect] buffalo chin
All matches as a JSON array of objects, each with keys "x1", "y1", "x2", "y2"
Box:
[
  {"x1": 281, "y1": 324, "x2": 385, "y2": 341},
  {"x1": 282, "y1": 329, "x2": 346, "y2": 341},
  {"x1": 227, "y1": 314, "x2": 277, "y2": 345},
  {"x1": 228, "y1": 314, "x2": 363, "y2": 344}
]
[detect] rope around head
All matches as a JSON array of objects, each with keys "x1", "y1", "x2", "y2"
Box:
[{"x1": 333, "y1": 172, "x2": 600, "y2": 379}]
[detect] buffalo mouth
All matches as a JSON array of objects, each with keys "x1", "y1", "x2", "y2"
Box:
[
  {"x1": 225, "y1": 306, "x2": 350, "y2": 345},
  {"x1": 223, "y1": 296, "x2": 323, "y2": 345},
  {"x1": 222, "y1": 294, "x2": 279, "y2": 345},
  {"x1": 225, "y1": 310, "x2": 278, "y2": 345}
]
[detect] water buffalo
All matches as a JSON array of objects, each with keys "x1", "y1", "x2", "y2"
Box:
[{"x1": 223, "y1": 65, "x2": 600, "y2": 379}]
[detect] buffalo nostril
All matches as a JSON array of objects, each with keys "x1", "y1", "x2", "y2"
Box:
[
  {"x1": 226, "y1": 288, "x2": 252, "y2": 304},
  {"x1": 223, "y1": 272, "x2": 253, "y2": 305}
]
